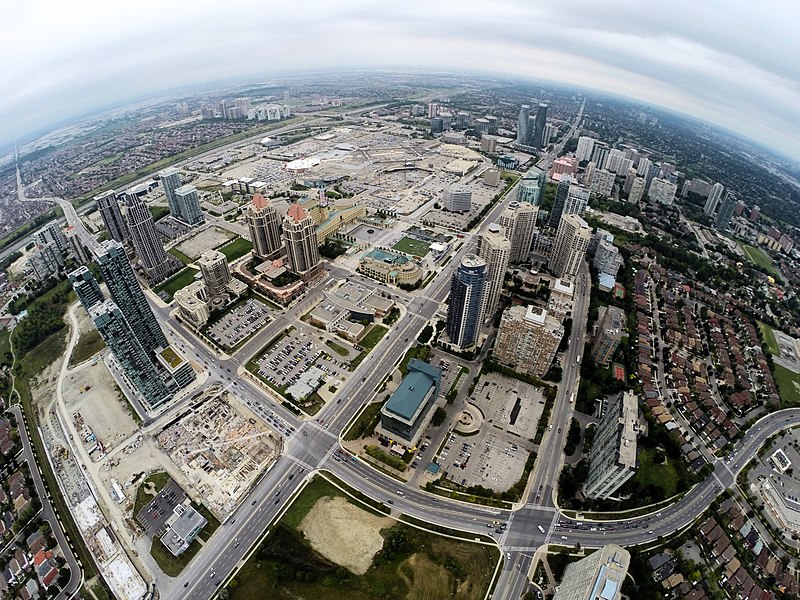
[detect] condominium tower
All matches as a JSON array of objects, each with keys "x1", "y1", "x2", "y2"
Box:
[
  {"x1": 159, "y1": 167, "x2": 183, "y2": 217},
  {"x1": 68, "y1": 266, "x2": 104, "y2": 311},
  {"x1": 498, "y1": 201, "x2": 538, "y2": 263},
  {"x1": 477, "y1": 224, "x2": 511, "y2": 322},
  {"x1": 123, "y1": 189, "x2": 174, "y2": 284},
  {"x1": 584, "y1": 391, "x2": 638, "y2": 499},
  {"x1": 173, "y1": 185, "x2": 204, "y2": 226},
  {"x1": 284, "y1": 202, "x2": 321, "y2": 280},
  {"x1": 549, "y1": 214, "x2": 591, "y2": 280},
  {"x1": 246, "y1": 193, "x2": 282, "y2": 260},
  {"x1": 494, "y1": 305, "x2": 563, "y2": 377},
  {"x1": 197, "y1": 249, "x2": 231, "y2": 295},
  {"x1": 552, "y1": 544, "x2": 630, "y2": 600},
  {"x1": 95, "y1": 190, "x2": 128, "y2": 243},
  {"x1": 445, "y1": 254, "x2": 487, "y2": 349}
]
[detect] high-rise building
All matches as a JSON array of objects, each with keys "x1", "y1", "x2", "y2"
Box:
[
  {"x1": 550, "y1": 156, "x2": 578, "y2": 181},
  {"x1": 64, "y1": 227, "x2": 92, "y2": 265},
  {"x1": 477, "y1": 224, "x2": 511, "y2": 322},
  {"x1": 123, "y1": 189, "x2": 175, "y2": 284},
  {"x1": 480, "y1": 134, "x2": 496, "y2": 152},
  {"x1": 446, "y1": 255, "x2": 487, "y2": 349},
  {"x1": 589, "y1": 169, "x2": 615, "y2": 198},
  {"x1": 69, "y1": 266, "x2": 104, "y2": 311},
  {"x1": 543, "y1": 123, "x2": 556, "y2": 146},
  {"x1": 714, "y1": 191, "x2": 737, "y2": 230},
  {"x1": 197, "y1": 249, "x2": 231, "y2": 295},
  {"x1": 564, "y1": 183, "x2": 590, "y2": 218},
  {"x1": 548, "y1": 177, "x2": 573, "y2": 229},
  {"x1": 604, "y1": 149, "x2": 625, "y2": 174},
  {"x1": 704, "y1": 182, "x2": 725, "y2": 216},
  {"x1": 615, "y1": 157, "x2": 634, "y2": 177},
  {"x1": 750, "y1": 205, "x2": 761, "y2": 221},
  {"x1": 175, "y1": 280, "x2": 210, "y2": 329},
  {"x1": 584, "y1": 391, "x2": 638, "y2": 500},
  {"x1": 90, "y1": 299, "x2": 172, "y2": 410},
  {"x1": 284, "y1": 202, "x2": 322, "y2": 280},
  {"x1": 498, "y1": 201, "x2": 538, "y2": 263},
  {"x1": 494, "y1": 305, "x2": 563, "y2": 377},
  {"x1": 517, "y1": 166, "x2": 546, "y2": 205},
  {"x1": 552, "y1": 544, "x2": 630, "y2": 600},
  {"x1": 516, "y1": 105, "x2": 530, "y2": 145},
  {"x1": 246, "y1": 192, "x2": 283, "y2": 261},
  {"x1": 627, "y1": 176, "x2": 646, "y2": 204},
  {"x1": 429, "y1": 117, "x2": 444, "y2": 134},
  {"x1": 95, "y1": 190, "x2": 128, "y2": 243},
  {"x1": 28, "y1": 242, "x2": 63, "y2": 281},
  {"x1": 590, "y1": 144, "x2": 610, "y2": 170},
  {"x1": 594, "y1": 240, "x2": 623, "y2": 279},
  {"x1": 96, "y1": 239, "x2": 168, "y2": 356},
  {"x1": 173, "y1": 185, "x2": 204, "y2": 226},
  {"x1": 549, "y1": 214, "x2": 591, "y2": 280},
  {"x1": 622, "y1": 169, "x2": 638, "y2": 194},
  {"x1": 636, "y1": 156, "x2": 652, "y2": 177},
  {"x1": 158, "y1": 167, "x2": 183, "y2": 218},
  {"x1": 531, "y1": 103, "x2": 548, "y2": 148},
  {"x1": 682, "y1": 178, "x2": 713, "y2": 198},
  {"x1": 34, "y1": 222, "x2": 67, "y2": 252},
  {"x1": 486, "y1": 115, "x2": 498, "y2": 134},
  {"x1": 547, "y1": 278, "x2": 574, "y2": 322},
  {"x1": 647, "y1": 178, "x2": 677, "y2": 205},
  {"x1": 427, "y1": 102, "x2": 439, "y2": 118},
  {"x1": 591, "y1": 305, "x2": 625, "y2": 365},
  {"x1": 443, "y1": 185, "x2": 472, "y2": 212},
  {"x1": 576, "y1": 136, "x2": 595, "y2": 162}
]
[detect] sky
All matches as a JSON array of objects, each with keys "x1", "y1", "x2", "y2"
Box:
[{"x1": 2, "y1": 0, "x2": 799, "y2": 159}]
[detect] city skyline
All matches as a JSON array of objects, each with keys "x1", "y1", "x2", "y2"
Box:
[{"x1": 1, "y1": 1, "x2": 800, "y2": 159}]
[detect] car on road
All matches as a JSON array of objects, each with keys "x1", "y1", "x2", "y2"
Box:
[{"x1": 506, "y1": 552, "x2": 512, "y2": 560}]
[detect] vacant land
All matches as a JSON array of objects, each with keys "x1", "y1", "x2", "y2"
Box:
[
  {"x1": 68, "y1": 329, "x2": 106, "y2": 367},
  {"x1": 758, "y1": 321, "x2": 780, "y2": 355},
  {"x1": 392, "y1": 236, "x2": 431, "y2": 258},
  {"x1": 774, "y1": 363, "x2": 800, "y2": 408},
  {"x1": 742, "y1": 244, "x2": 778, "y2": 275},
  {"x1": 154, "y1": 267, "x2": 199, "y2": 301}
]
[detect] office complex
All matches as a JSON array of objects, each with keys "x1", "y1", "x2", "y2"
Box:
[
  {"x1": 477, "y1": 224, "x2": 511, "y2": 322},
  {"x1": 96, "y1": 239, "x2": 168, "y2": 356},
  {"x1": 159, "y1": 166, "x2": 183, "y2": 217},
  {"x1": 494, "y1": 305, "x2": 563, "y2": 377},
  {"x1": 576, "y1": 136, "x2": 595, "y2": 162},
  {"x1": 123, "y1": 189, "x2": 175, "y2": 284},
  {"x1": 446, "y1": 254, "x2": 487, "y2": 349},
  {"x1": 714, "y1": 191, "x2": 737, "y2": 230},
  {"x1": 377, "y1": 358, "x2": 442, "y2": 448},
  {"x1": 173, "y1": 185, "x2": 204, "y2": 226},
  {"x1": 95, "y1": 190, "x2": 128, "y2": 243},
  {"x1": 89, "y1": 300, "x2": 173, "y2": 410},
  {"x1": 590, "y1": 305, "x2": 625, "y2": 366},
  {"x1": 516, "y1": 166, "x2": 546, "y2": 205},
  {"x1": 69, "y1": 266, "x2": 104, "y2": 311},
  {"x1": 547, "y1": 278, "x2": 574, "y2": 322},
  {"x1": 703, "y1": 182, "x2": 725, "y2": 216},
  {"x1": 549, "y1": 214, "x2": 591, "y2": 280},
  {"x1": 531, "y1": 103, "x2": 548, "y2": 148},
  {"x1": 584, "y1": 391, "x2": 638, "y2": 499},
  {"x1": 498, "y1": 201, "x2": 538, "y2": 263},
  {"x1": 284, "y1": 202, "x2": 322, "y2": 280},
  {"x1": 197, "y1": 249, "x2": 231, "y2": 295},
  {"x1": 443, "y1": 185, "x2": 472, "y2": 212},
  {"x1": 516, "y1": 105, "x2": 530, "y2": 145},
  {"x1": 246, "y1": 192, "x2": 283, "y2": 260},
  {"x1": 648, "y1": 177, "x2": 677, "y2": 205},
  {"x1": 553, "y1": 544, "x2": 631, "y2": 600}
]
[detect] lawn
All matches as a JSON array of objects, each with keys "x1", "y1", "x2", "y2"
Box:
[
  {"x1": 391, "y1": 236, "x2": 431, "y2": 258},
  {"x1": 325, "y1": 340, "x2": 349, "y2": 357},
  {"x1": 630, "y1": 447, "x2": 679, "y2": 499},
  {"x1": 168, "y1": 247, "x2": 194, "y2": 265},
  {"x1": 218, "y1": 237, "x2": 253, "y2": 261},
  {"x1": 68, "y1": 330, "x2": 106, "y2": 368},
  {"x1": 148, "y1": 205, "x2": 170, "y2": 222},
  {"x1": 343, "y1": 401, "x2": 384, "y2": 441},
  {"x1": 742, "y1": 244, "x2": 778, "y2": 275},
  {"x1": 154, "y1": 267, "x2": 199, "y2": 301},
  {"x1": 348, "y1": 325, "x2": 388, "y2": 370},
  {"x1": 757, "y1": 321, "x2": 780, "y2": 355},
  {"x1": 774, "y1": 363, "x2": 800, "y2": 408},
  {"x1": 133, "y1": 471, "x2": 172, "y2": 517}
]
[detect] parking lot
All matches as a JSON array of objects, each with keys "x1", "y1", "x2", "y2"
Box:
[
  {"x1": 253, "y1": 329, "x2": 346, "y2": 395},
  {"x1": 206, "y1": 298, "x2": 272, "y2": 350}
]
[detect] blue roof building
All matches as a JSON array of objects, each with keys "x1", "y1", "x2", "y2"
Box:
[{"x1": 378, "y1": 359, "x2": 442, "y2": 448}]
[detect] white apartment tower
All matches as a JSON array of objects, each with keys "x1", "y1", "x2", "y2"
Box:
[
  {"x1": 477, "y1": 224, "x2": 511, "y2": 322},
  {"x1": 498, "y1": 201, "x2": 538, "y2": 264},
  {"x1": 549, "y1": 214, "x2": 591, "y2": 280}
]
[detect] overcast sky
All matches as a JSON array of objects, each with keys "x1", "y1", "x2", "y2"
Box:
[{"x1": 2, "y1": 1, "x2": 799, "y2": 159}]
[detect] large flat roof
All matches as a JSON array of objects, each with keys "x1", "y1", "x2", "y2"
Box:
[{"x1": 385, "y1": 371, "x2": 434, "y2": 421}]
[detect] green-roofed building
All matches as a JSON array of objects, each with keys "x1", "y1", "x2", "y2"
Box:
[{"x1": 377, "y1": 359, "x2": 442, "y2": 449}]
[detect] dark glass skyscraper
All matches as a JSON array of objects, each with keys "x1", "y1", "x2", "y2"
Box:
[
  {"x1": 548, "y1": 176, "x2": 573, "y2": 229},
  {"x1": 95, "y1": 190, "x2": 128, "y2": 243},
  {"x1": 446, "y1": 254, "x2": 487, "y2": 349},
  {"x1": 69, "y1": 266, "x2": 103, "y2": 311},
  {"x1": 531, "y1": 103, "x2": 548, "y2": 149},
  {"x1": 124, "y1": 189, "x2": 174, "y2": 283}
]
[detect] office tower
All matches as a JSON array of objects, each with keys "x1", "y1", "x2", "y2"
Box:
[
  {"x1": 591, "y1": 305, "x2": 625, "y2": 365},
  {"x1": 159, "y1": 167, "x2": 183, "y2": 218},
  {"x1": 456, "y1": 111, "x2": 470, "y2": 129},
  {"x1": 552, "y1": 544, "x2": 630, "y2": 600},
  {"x1": 531, "y1": 103, "x2": 548, "y2": 148},
  {"x1": 475, "y1": 118, "x2": 490, "y2": 138},
  {"x1": 548, "y1": 177, "x2": 573, "y2": 229},
  {"x1": 516, "y1": 105, "x2": 530, "y2": 145},
  {"x1": 429, "y1": 117, "x2": 444, "y2": 134},
  {"x1": 547, "y1": 279, "x2": 574, "y2": 322},
  {"x1": 28, "y1": 243, "x2": 63, "y2": 281},
  {"x1": 446, "y1": 254, "x2": 487, "y2": 349},
  {"x1": 246, "y1": 192, "x2": 283, "y2": 261},
  {"x1": 714, "y1": 191, "x2": 737, "y2": 230},
  {"x1": 636, "y1": 156, "x2": 652, "y2": 178},
  {"x1": 549, "y1": 214, "x2": 591, "y2": 280},
  {"x1": 95, "y1": 190, "x2": 128, "y2": 242},
  {"x1": 123, "y1": 189, "x2": 174, "y2": 284},
  {"x1": 173, "y1": 185, "x2": 204, "y2": 226},
  {"x1": 590, "y1": 144, "x2": 609, "y2": 170},
  {"x1": 750, "y1": 205, "x2": 761, "y2": 221},
  {"x1": 69, "y1": 266, "x2": 104, "y2": 311},
  {"x1": 64, "y1": 227, "x2": 91, "y2": 265},
  {"x1": 576, "y1": 136, "x2": 595, "y2": 162},
  {"x1": 494, "y1": 305, "x2": 563, "y2": 377},
  {"x1": 96, "y1": 239, "x2": 168, "y2": 356},
  {"x1": 477, "y1": 224, "x2": 511, "y2": 322},
  {"x1": 443, "y1": 185, "x2": 472, "y2": 212},
  {"x1": 284, "y1": 202, "x2": 321, "y2": 279},
  {"x1": 90, "y1": 299, "x2": 172, "y2": 410},
  {"x1": 589, "y1": 169, "x2": 615, "y2": 198},
  {"x1": 604, "y1": 149, "x2": 625, "y2": 174},
  {"x1": 648, "y1": 178, "x2": 677, "y2": 204},
  {"x1": 627, "y1": 176, "x2": 645, "y2": 204},
  {"x1": 498, "y1": 201, "x2": 538, "y2": 263},
  {"x1": 483, "y1": 168, "x2": 502, "y2": 187},
  {"x1": 584, "y1": 391, "x2": 638, "y2": 500},
  {"x1": 594, "y1": 240, "x2": 623, "y2": 279},
  {"x1": 704, "y1": 182, "x2": 725, "y2": 216},
  {"x1": 34, "y1": 222, "x2": 66, "y2": 252},
  {"x1": 197, "y1": 249, "x2": 231, "y2": 295}
]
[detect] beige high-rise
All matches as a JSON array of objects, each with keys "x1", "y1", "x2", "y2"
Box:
[
  {"x1": 494, "y1": 305, "x2": 563, "y2": 377},
  {"x1": 197, "y1": 249, "x2": 231, "y2": 295},
  {"x1": 498, "y1": 201, "x2": 538, "y2": 264},
  {"x1": 549, "y1": 213, "x2": 591, "y2": 281},
  {"x1": 284, "y1": 203, "x2": 322, "y2": 280},
  {"x1": 246, "y1": 192, "x2": 282, "y2": 260},
  {"x1": 477, "y1": 223, "x2": 511, "y2": 322}
]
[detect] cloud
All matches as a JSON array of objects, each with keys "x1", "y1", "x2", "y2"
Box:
[{"x1": 1, "y1": 0, "x2": 799, "y2": 158}]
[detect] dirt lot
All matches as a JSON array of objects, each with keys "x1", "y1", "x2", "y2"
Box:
[
  {"x1": 176, "y1": 226, "x2": 235, "y2": 259},
  {"x1": 299, "y1": 496, "x2": 392, "y2": 575}
]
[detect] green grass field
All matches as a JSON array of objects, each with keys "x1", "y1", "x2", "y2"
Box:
[
  {"x1": 348, "y1": 325, "x2": 388, "y2": 370},
  {"x1": 742, "y1": 244, "x2": 778, "y2": 275},
  {"x1": 325, "y1": 340, "x2": 349, "y2": 357},
  {"x1": 391, "y1": 236, "x2": 431, "y2": 257},
  {"x1": 630, "y1": 448, "x2": 679, "y2": 498},
  {"x1": 168, "y1": 247, "x2": 193, "y2": 265},
  {"x1": 218, "y1": 237, "x2": 253, "y2": 261},
  {"x1": 154, "y1": 267, "x2": 199, "y2": 301},
  {"x1": 343, "y1": 402, "x2": 384, "y2": 441},
  {"x1": 774, "y1": 363, "x2": 800, "y2": 408},
  {"x1": 757, "y1": 321, "x2": 780, "y2": 355},
  {"x1": 68, "y1": 330, "x2": 106, "y2": 368}
]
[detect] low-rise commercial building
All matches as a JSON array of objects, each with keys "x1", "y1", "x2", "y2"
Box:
[{"x1": 357, "y1": 248, "x2": 423, "y2": 287}]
